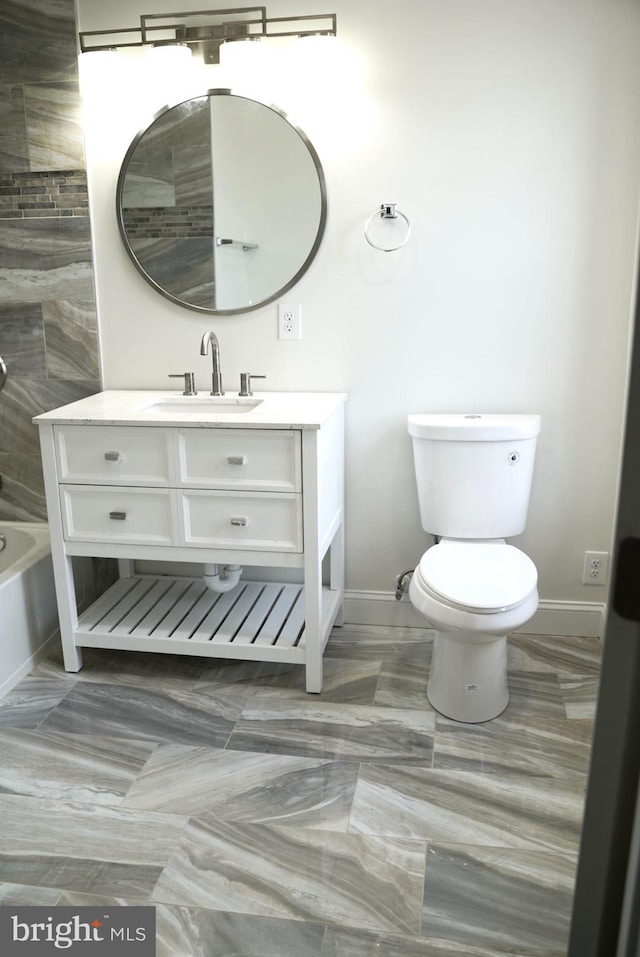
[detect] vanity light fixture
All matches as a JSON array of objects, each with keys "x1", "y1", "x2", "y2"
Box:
[
  {"x1": 79, "y1": 6, "x2": 337, "y2": 64},
  {"x1": 148, "y1": 40, "x2": 194, "y2": 64}
]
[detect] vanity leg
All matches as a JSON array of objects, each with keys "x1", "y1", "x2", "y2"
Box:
[
  {"x1": 304, "y1": 610, "x2": 323, "y2": 693},
  {"x1": 304, "y1": 553, "x2": 323, "y2": 694},
  {"x1": 54, "y1": 553, "x2": 83, "y2": 672},
  {"x1": 38, "y1": 422, "x2": 82, "y2": 672},
  {"x1": 329, "y1": 520, "x2": 345, "y2": 627},
  {"x1": 118, "y1": 558, "x2": 135, "y2": 578},
  {"x1": 302, "y1": 428, "x2": 324, "y2": 693}
]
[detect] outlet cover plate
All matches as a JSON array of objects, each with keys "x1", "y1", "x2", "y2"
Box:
[{"x1": 278, "y1": 303, "x2": 302, "y2": 340}]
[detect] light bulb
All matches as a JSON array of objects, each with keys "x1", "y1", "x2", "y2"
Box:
[
  {"x1": 219, "y1": 37, "x2": 262, "y2": 71},
  {"x1": 149, "y1": 42, "x2": 193, "y2": 66}
]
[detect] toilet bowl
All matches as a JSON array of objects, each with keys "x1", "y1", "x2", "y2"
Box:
[
  {"x1": 407, "y1": 412, "x2": 542, "y2": 723},
  {"x1": 409, "y1": 539, "x2": 539, "y2": 722}
]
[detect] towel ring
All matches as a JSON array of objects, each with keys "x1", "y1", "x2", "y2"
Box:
[{"x1": 364, "y1": 203, "x2": 411, "y2": 252}]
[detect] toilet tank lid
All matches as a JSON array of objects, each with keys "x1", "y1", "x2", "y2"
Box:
[{"x1": 408, "y1": 413, "x2": 541, "y2": 441}]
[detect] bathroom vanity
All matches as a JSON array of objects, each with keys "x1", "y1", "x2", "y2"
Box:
[{"x1": 35, "y1": 390, "x2": 346, "y2": 692}]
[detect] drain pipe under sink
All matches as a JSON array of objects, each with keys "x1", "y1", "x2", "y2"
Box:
[{"x1": 203, "y1": 563, "x2": 243, "y2": 593}]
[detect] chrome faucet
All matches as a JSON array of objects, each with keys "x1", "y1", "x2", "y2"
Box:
[{"x1": 200, "y1": 331, "x2": 224, "y2": 396}]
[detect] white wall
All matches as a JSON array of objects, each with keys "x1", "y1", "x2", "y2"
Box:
[
  {"x1": 210, "y1": 94, "x2": 321, "y2": 309},
  {"x1": 77, "y1": 0, "x2": 640, "y2": 627}
]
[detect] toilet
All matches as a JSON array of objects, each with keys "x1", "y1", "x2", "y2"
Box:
[{"x1": 407, "y1": 413, "x2": 541, "y2": 723}]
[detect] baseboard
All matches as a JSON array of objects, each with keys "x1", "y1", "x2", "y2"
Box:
[
  {"x1": 343, "y1": 591, "x2": 606, "y2": 639},
  {"x1": 521, "y1": 600, "x2": 607, "y2": 639}
]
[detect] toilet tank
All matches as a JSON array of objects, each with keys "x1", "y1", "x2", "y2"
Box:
[{"x1": 407, "y1": 413, "x2": 541, "y2": 538}]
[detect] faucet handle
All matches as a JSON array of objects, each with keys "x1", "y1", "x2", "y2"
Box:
[
  {"x1": 169, "y1": 372, "x2": 197, "y2": 396},
  {"x1": 239, "y1": 373, "x2": 266, "y2": 397}
]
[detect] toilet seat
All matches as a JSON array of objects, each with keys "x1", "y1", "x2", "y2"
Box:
[{"x1": 416, "y1": 541, "x2": 537, "y2": 614}]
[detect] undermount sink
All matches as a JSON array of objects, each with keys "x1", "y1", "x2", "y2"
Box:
[{"x1": 141, "y1": 396, "x2": 263, "y2": 415}]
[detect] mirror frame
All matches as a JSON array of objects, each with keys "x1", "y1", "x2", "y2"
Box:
[{"x1": 115, "y1": 88, "x2": 328, "y2": 315}]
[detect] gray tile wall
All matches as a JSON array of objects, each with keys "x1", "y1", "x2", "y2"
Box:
[
  {"x1": 0, "y1": 0, "x2": 100, "y2": 521},
  {"x1": 122, "y1": 206, "x2": 214, "y2": 238}
]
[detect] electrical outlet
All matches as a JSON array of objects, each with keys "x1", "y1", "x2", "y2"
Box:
[
  {"x1": 278, "y1": 303, "x2": 302, "y2": 340},
  {"x1": 583, "y1": 550, "x2": 609, "y2": 585}
]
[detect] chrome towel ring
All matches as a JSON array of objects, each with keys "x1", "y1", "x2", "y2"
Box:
[{"x1": 364, "y1": 203, "x2": 411, "y2": 252}]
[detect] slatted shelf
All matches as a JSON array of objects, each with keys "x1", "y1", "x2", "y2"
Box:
[{"x1": 73, "y1": 574, "x2": 339, "y2": 664}]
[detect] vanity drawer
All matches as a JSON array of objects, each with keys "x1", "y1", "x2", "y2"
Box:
[
  {"x1": 55, "y1": 426, "x2": 173, "y2": 486},
  {"x1": 178, "y1": 428, "x2": 301, "y2": 492},
  {"x1": 180, "y1": 490, "x2": 302, "y2": 552},
  {"x1": 60, "y1": 485, "x2": 174, "y2": 545}
]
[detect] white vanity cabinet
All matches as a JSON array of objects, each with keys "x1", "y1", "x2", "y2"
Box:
[{"x1": 35, "y1": 391, "x2": 346, "y2": 692}]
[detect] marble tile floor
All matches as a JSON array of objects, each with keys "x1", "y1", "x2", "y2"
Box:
[{"x1": 0, "y1": 624, "x2": 602, "y2": 956}]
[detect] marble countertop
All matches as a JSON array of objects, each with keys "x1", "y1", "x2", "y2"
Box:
[{"x1": 33, "y1": 390, "x2": 347, "y2": 430}]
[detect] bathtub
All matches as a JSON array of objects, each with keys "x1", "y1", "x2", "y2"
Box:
[{"x1": 0, "y1": 522, "x2": 59, "y2": 697}]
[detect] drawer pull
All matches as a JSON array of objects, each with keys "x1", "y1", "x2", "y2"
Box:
[
  {"x1": 230, "y1": 516, "x2": 249, "y2": 527},
  {"x1": 104, "y1": 451, "x2": 122, "y2": 462},
  {"x1": 109, "y1": 511, "x2": 127, "y2": 521},
  {"x1": 227, "y1": 455, "x2": 247, "y2": 466}
]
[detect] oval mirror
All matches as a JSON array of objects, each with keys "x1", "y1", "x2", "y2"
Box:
[{"x1": 116, "y1": 89, "x2": 327, "y2": 314}]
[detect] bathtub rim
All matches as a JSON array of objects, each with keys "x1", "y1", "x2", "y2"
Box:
[{"x1": 0, "y1": 521, "x2": 51, "y2": 586}]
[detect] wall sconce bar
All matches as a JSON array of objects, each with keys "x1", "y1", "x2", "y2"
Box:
[
  {"x1": 78, "y1": 28, "x2": 147, "y2": 52},
  {"x1": 139, "y1": 7, "x2": 268, "y2": 45},
  {"x1": 79, "y1": 7, "x2": 337, "y2": 61}
]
